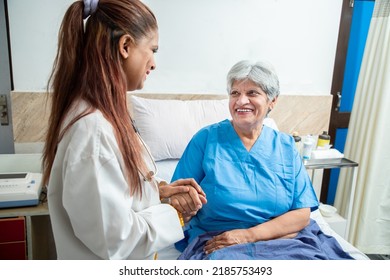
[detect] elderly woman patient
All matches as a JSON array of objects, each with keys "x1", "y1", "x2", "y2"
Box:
[{"x1": 170, "y1": 60, "x2": 354, "y2": 260}]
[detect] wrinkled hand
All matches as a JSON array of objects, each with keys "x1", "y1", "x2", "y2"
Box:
[
  {"x1": 159, "y1": 178, "x2": 207, "y2": 218},
  {"x1": 170, "y1": 188, "x2": 207, "y2": 220},
  {"x1": 204, "y1": 229, "x2": 250, "y2": 254}
]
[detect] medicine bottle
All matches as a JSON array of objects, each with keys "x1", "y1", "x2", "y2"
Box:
[
  {"x1": 317, "y1": 131, "x2": 331, "y2": 148},
  {"x1": 302, "y1": 134, "x2": 315, "y2": 160},
  {"x1": 292, "y1": 131, "x2": 302, "y2": 155}
]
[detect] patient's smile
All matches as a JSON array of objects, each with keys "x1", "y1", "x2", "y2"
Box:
[{"x1": 236, "y1": 108, "x2": 253, "y2": 112}]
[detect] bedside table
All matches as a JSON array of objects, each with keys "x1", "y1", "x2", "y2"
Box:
[{"x1": 304, "y1": 157, "x2": 359, "y2": 240}]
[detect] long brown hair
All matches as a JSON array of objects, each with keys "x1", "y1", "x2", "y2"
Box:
[{"x1": 42, "y1": 0, "x2": 158, "y2": 196}]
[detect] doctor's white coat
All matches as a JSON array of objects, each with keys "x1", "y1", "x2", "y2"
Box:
[{"x1": 47, "y1": 104, "x2": 183, "y2": 259}]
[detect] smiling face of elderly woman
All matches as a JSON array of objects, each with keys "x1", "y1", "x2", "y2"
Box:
[
  {"x1": 227, "y1": 60, "x2": 280, "y2": 135},
  {"x1": 228, "y1": 79, "x2": 277, "y2": 134}
]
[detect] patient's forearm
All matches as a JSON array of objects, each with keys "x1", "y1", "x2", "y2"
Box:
[{"x1": 247, "y1": 208, "x2": 310, "y2": 242}]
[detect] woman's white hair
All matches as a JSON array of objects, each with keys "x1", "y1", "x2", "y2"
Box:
[{"x1": 226, "y1": 60, "x2": 280, "y2": 100}]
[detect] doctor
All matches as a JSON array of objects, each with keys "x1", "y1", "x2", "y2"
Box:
[{"x1": 42, "y1": 0, "x2": 205, "y2": 260}]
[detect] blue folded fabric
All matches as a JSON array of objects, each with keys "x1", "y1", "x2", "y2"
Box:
[{"x1": 178, "y1": 219, "x2": 354, "y2": 260}]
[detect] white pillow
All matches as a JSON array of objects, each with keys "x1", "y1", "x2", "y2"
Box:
[
  {"x1": 130, "y1": 95, "x2": 278, "y2": 161},
  {"x1": 263, "y1": 117, "x2": 278, "y2": 131}
]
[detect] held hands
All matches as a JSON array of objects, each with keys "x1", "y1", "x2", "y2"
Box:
[{"x1": 159, "y1": 178, "x2": 207, "y2": 220}]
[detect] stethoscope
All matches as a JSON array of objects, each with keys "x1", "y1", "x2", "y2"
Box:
[{"x1": 131, "y1": 119, "x2": 158, "y2": 182}]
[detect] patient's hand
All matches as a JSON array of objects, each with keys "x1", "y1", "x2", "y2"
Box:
[
  {"x1": 170, "y1": 188, "x2": 207, "y2": 219},
  {"x1": 203, "y1": 209, "x2": 308, "y2": 254},
  {"x1": 159, "y1": 178, "x2": 207, "y2": 217},
  {"x1": 204, "y1": 229, "x2": 250, "y2": 254}
]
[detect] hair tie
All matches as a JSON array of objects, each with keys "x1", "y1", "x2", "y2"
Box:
[{"x1": 83, "y1": 0, "x2": 99, "y2": 19}]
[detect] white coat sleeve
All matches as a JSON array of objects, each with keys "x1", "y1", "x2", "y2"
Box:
[{"x1": 62, "y1": 154, "x2": 184, "y2": 259}]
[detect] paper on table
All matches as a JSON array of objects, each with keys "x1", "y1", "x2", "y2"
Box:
[{"x1": 311, "y1": 148, "x2": 344, "y2": 159}]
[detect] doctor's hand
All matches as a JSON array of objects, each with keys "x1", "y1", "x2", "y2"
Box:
[
  {"x1": 170, "y1": 187, "x2": 207, "y2": 221},
  {"x1": 159, "y1": 178, "x2": 207, "y2": 218}
]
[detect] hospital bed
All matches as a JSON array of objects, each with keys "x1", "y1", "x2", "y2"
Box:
[{"x1": 129, "y1": 93, "x2": 369, "y2": 260}]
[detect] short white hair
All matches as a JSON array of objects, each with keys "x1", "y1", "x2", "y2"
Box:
[{"x1": 226, "y1": 60, "x2": 280, "y2": 100}]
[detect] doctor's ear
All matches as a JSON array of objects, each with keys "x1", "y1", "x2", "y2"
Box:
[{"x1": 118, "y1": 34, "x2": 133, "y2": 59}]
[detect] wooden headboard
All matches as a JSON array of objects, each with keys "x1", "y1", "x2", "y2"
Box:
[{"x1": 11, "y1": 92, "x2": 332, "y2": 143}]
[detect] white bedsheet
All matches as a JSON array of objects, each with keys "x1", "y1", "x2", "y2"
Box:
[
  {"x1": 310, "y1": 210, "x2": 368, "y2": 260},
  {"x1": 155, "y1": 159, "x2": 369, "y2": 260}
]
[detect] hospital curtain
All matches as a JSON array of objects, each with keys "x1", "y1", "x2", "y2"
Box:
[{"x1": 334, "y1": 0, "x2": 390, "y2": 254}]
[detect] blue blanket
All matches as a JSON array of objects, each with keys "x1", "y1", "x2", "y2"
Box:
[{"x1": 178, "y1": 220, "x2": 354, "y2": 260}]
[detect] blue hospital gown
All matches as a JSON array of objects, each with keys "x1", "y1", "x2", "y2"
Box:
[{"x1": 171, "y1": 119, "x2": 319, "y2": 251}]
